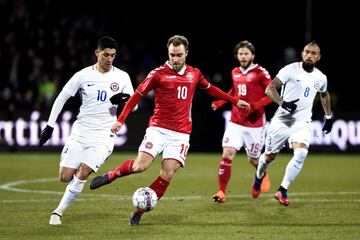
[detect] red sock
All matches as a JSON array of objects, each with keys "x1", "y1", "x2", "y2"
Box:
[
  {"x1": 149, "y1": 176, "x2": 170, "y2": 200},
  {"x1": 108, "y1": 159, "x2": 134, "y2": 181},
  {"x1": 218, "y1": 157, "x2": 232, "y2": 192}
]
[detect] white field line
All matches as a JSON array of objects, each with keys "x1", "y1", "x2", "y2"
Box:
[
  {"x1": 1, "y1": 178, "x2": 360, "y2": 203},
  {"x1": 1, "y1": 198, "x2": 360, "y2": 204}
]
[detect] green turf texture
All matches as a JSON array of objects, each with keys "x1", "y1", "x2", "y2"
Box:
[{"x1": 0, "y1": 152, "x2": 359, "y2": 240}]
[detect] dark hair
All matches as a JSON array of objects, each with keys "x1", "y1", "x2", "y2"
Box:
[
  {"x1": 233, "y1": 40, "x2": 255, "y2": 58},
  {"x1": 305, "y1": 40, "x2": 321, "y2": 53},
  {"x1": 167, "y1": 35, "x2": 189, "y2": 51},
  {"x1": 97, "y1": 36, "x2": 118, "y2": 50}
]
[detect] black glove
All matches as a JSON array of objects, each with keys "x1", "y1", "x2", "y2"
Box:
[
  {"x1": 281, "y1": 99, "x2": 299, "y2": 113},
  {"x1": 39, "y1": 125, "x2": 54, "y2": 147},
  {"x1": 322, "y1": 116, "x2": 333, "y2": 134},
  {"x1": 110, "y1": 93, "x2": 130, "y2": 105}
]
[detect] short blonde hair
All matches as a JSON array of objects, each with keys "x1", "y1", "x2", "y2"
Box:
[{"x1": 167, "y1": 35, "x2": 189, "y2": 50}]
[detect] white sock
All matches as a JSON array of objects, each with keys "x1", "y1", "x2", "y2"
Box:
[
  {"x1": 256, "y1": 153, "x2": 270, "y2": 179},
  {"x1": 53, "y1": 175, "x2": 86, "y2": 216},
  {"x1": 281, "y1": 148, "x2": 308, "y2": 189}
]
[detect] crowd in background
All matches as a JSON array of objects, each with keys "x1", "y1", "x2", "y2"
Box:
[
  {"x1": 2, "y1": 0, "x2": 352, "y2": 122},
  {"x1": 0, "y1": 0, "x2": 161, "y2": 120}
]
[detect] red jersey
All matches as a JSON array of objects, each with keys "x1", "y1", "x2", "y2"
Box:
[
  {"x1": 136, "y1": 62, "x2": 210, "y2": 134},
  {"x1": 230, "y1": 64, "x2": 272, "y2": 127}
]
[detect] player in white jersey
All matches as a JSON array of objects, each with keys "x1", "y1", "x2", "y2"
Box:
[
  {"x1": 250, "y1": 41, "x2": 333, "y2": 206},
  {"x1": 39, "y1": 36, "x2": 136, "y2": 225}
]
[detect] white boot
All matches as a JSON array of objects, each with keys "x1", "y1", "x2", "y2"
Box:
[{"x1": 49, "y1": 213, "x2": 62, "y2": 225}]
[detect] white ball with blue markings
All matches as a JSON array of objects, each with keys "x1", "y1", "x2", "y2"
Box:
[{"x1": 132, "y1": 187, "x2": 158, "y2": 212}]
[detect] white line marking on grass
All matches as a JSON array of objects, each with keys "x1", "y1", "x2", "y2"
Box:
[
  {"x1": 286, "y1": 199, "x2": 360, "y2": 203},
  {"x1": 2, "y1": 197, "x2": 360, "y2": 204},
  {"x1": 0, "y1": 178, "x2": 129, "y2": 199},
  {"x1": 0, "y1": 178, "x2": 63, "y2": 195},
  {"x1": 1, "y1": 178, "x2": 360, "y2": 204}
]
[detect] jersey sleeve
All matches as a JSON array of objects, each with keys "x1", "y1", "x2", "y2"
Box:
[
  {"x1": 259, "y1": 67, "x2": 272, "y2": 88},
  {"x1": 136, "y1": 69, "x2": 159, "y2": 96},
  {"x1": 47, "y1": 72, "x2": 81, "y2": 127},
  {"x1": 276, "y1": 64, "x2": 293, "y2": 85},
  {"x1": 319, "y1": 75, "x2": 328, "y2": 93},
  {"x1": 47, "y1": 90, "x2": 72, "y2": 127},
  {"x1": 62, "y1": 71, "x2": 82, "y2": 96},
  {"x1": 118, "y1": 92, "x2": 142, "y2": 124},
  {"x1": 197, "y1": 71, "x2": 211, "y2": 89},
  {"x1": 122, "y1": 72, "x2": 135, "y2": 96}
]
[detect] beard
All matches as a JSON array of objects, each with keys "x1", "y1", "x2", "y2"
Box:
[
  {"x1": 171, "y1": 62, "x2": 183, "y2": 72},
  {"x1": 240, "y1": 59, "x2": 252, "y2": 69},
  {"x1": 302, "y1": 61, "x2": 315, "y2": 72}
]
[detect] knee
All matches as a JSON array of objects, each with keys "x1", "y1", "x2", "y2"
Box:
[
  {"x1": 265, "y1": 153, "x2": 276, "y2": 162},
  {"x1": 294, "y1": 148, "x2": 308, "y2": 161},
  {"x1": 223, "y1": 148, "x2": 236, "y2": 160},
  {"x1": 75, "y1": 164, "x2": 93, "y2": 181},
  {"x1": 160, "y1": 169, "x2": 176, "y2": 181},
  {"x1": 248, "y1": 157, "x2": 258, "y2": 167},
  {"x1": 292, "y1": 148, "x2": 308, "y2": 168},
  {"x1": 59, "y1": 173, "x2": 72, "y2": 183}
]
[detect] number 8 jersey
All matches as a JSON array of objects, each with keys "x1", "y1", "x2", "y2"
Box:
[{"x1": 274, "y1": 62, "x2": 328, "y2": 123}]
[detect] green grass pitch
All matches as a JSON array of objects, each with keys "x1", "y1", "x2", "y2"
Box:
[{"x1": 0, "y1": 152, "x2": 359, "y2": 240}]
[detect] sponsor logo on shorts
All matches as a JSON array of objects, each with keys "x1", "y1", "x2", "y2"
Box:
[
  {"x1": 63, "y1": 147, "x2": 69, "y2": 154},
  {"x1": 266, "y1": 137, "x2": 272, "y2": 152},
  {"x1": 145, "y1": 142, "x2": 153, "y2": 149},
  {"x1": 224, "y1": 137, "x2": 229, "y2": 143}
]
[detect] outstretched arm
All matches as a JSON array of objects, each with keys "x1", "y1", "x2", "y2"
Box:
[
  {"x1": 250, "y1": 96, "x2": 272, "y2": 111},
  {"x1": 211, "y1": 87, "x2": 234, "y2": 110},
  {"x1": 111, "y1": 92, "x2": 142, "y2": 133},
  {"x1": 39, "y1": 91, "x2": 71, "y2": 146},
  {"x1": 204, "y1": 84, "x2": 249, "y2": 109}
]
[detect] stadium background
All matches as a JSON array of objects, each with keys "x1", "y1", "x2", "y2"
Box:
[{"x1": 0, "y1": 0, "x2": 359, "y2": 152}]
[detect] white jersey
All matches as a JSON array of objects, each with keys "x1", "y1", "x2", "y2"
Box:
[
  {"x1": 47, "y1": 65, "x2": 135, "y2": 139},
  {"x1": 272, "y1": 62, "x2": 327, "y2": 123}
]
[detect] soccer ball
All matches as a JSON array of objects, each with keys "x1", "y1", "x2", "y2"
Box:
[{"x1": 132, "y1": 187, "x2": 158, "y2": 212}]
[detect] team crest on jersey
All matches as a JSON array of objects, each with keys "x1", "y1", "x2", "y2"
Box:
[
  {"x1": 145, "y1": 142, "x2": 153, "y2": 149},
  {"x1": 314, "y1": 81, "x2": 321, "y2": 90},
  {"x1": 110, "y1": 82, "x2": 119, "y2": 92},
  {"x1": 186, "y1": 72, "x2": 194, "y2": 81}
]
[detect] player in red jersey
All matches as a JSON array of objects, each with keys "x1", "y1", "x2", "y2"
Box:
[
  {"x1": 211, "y1": 41, "x2": 273, "y2": 203},
  {"x1": 90, "y1": 35, "x2": 250, "y2": 225}
]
